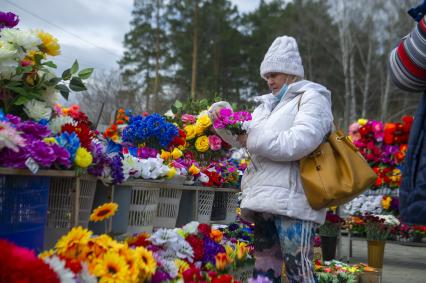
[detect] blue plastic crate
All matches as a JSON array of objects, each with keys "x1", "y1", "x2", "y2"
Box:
[{"x1": 0, "y1": 174, "x2": 50, "y2": 252}]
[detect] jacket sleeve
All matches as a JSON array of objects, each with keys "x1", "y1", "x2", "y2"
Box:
[{"x1": 246, "y1": 91, "x2": 332, "y2": 162}]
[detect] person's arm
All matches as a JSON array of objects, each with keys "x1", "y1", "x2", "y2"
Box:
[{"x1": 246, "y1": 91, "x2": 332, "y2": 162}]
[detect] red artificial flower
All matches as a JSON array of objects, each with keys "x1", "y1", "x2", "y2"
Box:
[
  {"x1": 183, "y1": 267, "x2": 204, "y2": 283},
  {"x1": 62, "y1": 122, "x2": 95, "y2": 149},
  {"x1": 185, "y1": 235, "x2": 204, "y2": 261},
  {"x1": 402, "y1": 116, "x2": 414, "y2": 132},
  {"x1": 0, "y1": 240, "x2": 60, "y2": 283},
  {"x1": 127, "y1": 232, "x2": 151, "y2": 247},
  {"x1": 198, "y1": 223, "x2": 212, "y2": 237},
  {"x1": 59, "y1": 255, "x2": 82, "y2": 274},
  {"x1": 202, "y1": 170, "x2": 224, "y2": 187},
  {"x1": 211, "y1": 274, "x2": 235, "y2": 283}
]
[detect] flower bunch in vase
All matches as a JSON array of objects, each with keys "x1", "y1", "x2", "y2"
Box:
[{"x1": 364, "y1": 214, "x2": 400, "y2": 241}]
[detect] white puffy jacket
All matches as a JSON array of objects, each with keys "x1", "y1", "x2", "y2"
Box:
[{"x1": 212, "y1": 80, "x2": 333, "y2": 224}]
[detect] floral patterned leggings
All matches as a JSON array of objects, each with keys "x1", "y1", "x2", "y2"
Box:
[{"x1": 251, "y1": 212, "x2": 318, "y2": 283}]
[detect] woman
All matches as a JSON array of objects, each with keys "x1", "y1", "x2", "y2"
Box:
[{"x1": 209, "y1": 36, "x2": 333, "y2": 283}]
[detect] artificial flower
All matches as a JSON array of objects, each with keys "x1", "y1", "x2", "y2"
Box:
[
  {"x1": 208, "y1": 135, "x2": 222, "y2": 151},
  {"x1": 55, "y1": 226, "x2": 92, "y2": 257},
  {"x1": 184, "y1": 124, "x2": 196, "y2": 140},
  {"x1": 160, "y1": 150, "x2": 171, "y2": 160},
  {"x1": 181, "y1": 114, "x2": 196, "y2": 124},
  {"x1": 195, "y1": 135, "x2": 209, "y2": 152},
  {"x1": 196, "y1": 114, "x2": 212, "y2": 130},
  {"x1": 185, "y1": 235, "x2": 204, "y2": 261},
  {"x1": 188, "y1": 164, "x2": 200, "y2": 175},
  {"x1": 0, "y1": 28, "x2": 41, "y2": 51},
  {"x1": 166, "y1": 167, "x2": 177, "y2": 179},
  {"x1": 38, "y1": 31, "x2": 60, "y2": 56},
  {"x1": 49, "y1": 116, "x2": 75, "y2": 135},
  {"x1": 126, "y1": 232, "x2": 151, "y2": 248},
  {"x1": 0, "y1": 121, "x2": 25, "y2": 152},
  {"x1": 74, "y1": 147, "x2": 93, "y2": 168},
  {"x1": 215, "y1": 252, "x2": 231, "y2": 271},
  {"x1": 0, "y1": 11, "x2": 19, "y2": 30},
  {"x1": 357, "y1": 118, "x2": 368, "y2": 126},
  {"x1": 210, "y1": 229, "x2": 223, "y2": 243},
  {"x1": 28, "y1": 140, "x2": 57, "y2": 167},
  {"x1": 135, "y1": 246, "x2": 156, "y2": 279},
  {"x1": 43, "y1": 256, "x2": 75, "y2": 283},
  {"x1": 122, "y1": 154, "x2": 142, "y2": 180},
  {"x1": 92, "y1": 251, "x2": 130, "y2": 282},
  {"x1": 90, "y1": 202, "x2": 118, "y2": 222},
  {"x1": 171, "y1": 147, "x2": 183, "y2": 159}
]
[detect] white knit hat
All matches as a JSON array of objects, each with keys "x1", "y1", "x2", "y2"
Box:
[{"x1": 260, "y1": 36, "x2": 304, "y2": 79}]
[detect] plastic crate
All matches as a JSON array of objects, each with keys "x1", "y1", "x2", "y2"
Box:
[
  {"x1": 44, "y1": 176, "x2": 97, "y2": 248},
  {"x1": 154, "y1": 187, "x2": 182, "y2": 228},
  {"x1": 120, "y1": 180, "x2": 160, "y2": 234},
  {"x1": 0, "y1": 174, "x2": 50, "y2": 252},
  {"x1": 232, "y1": 264, "x2": 254, "y2": 282},
  {"x1": 210, "y1": 191, "x2": 239, "y2": 223},
  {"x1": 197, "y1": 190, "x2": 215, "y2": 223}
]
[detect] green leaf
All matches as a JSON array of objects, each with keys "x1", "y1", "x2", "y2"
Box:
[
  {"x1": 69, "y1": 77, "x2": 87, "y2": 92},
  {"x1": 70, "y1": 60, "x2": 79, "y2": 74},
  {"x1": 43, "y1": 61, "x2": 57, "y2": 68},
  {"x1": 34, "y1": 54, "x2": 44, "y2": 65},
  {"x1": 13, "y1": 96, "x2": 29, "y2": 105},
  {"x1": 171, "y1": 105, "x2": 177, "y2": 114},
  {"x1": 47, "y1": 77, "x2": 62, "y2": 86},
  {"x1": 174, "y1": 100, "x2": 183, "y2": 108},
  {"x1": 6, "y1": 86, "x2": 28, "y2": 96},
  {"x1": 16, "y1": 65, "x2": 33, "y2": 75},
  {"x1": 55, "y1": 84, "x2": 70, "y2": 99},
  {"x1": 78, "y1": 68, "x2": 94, "y2": 79},
  {"x1": 62, "y1": 69, "x2": 72, "y2": 80}
]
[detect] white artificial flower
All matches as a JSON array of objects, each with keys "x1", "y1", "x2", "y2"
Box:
[
  {"x1": 149, "y1": 228, "x2": 179, "y2": 246},
  {"x1": 23, "y1": 99, "x2": 52, "y2": 121},
  {"x1": 198, "y1": 172, "x2": 209, "y2": 183},
  {"x1": 0, "y1": 40, "x2": 17, "y2": 61},
  {"x1": 41, "y1": 86, "x2": 59, "y2": 105},
  {"x1": 182, "y1": 221, "x2": 199, "y2": 235},
  {"x1": 162, "y1": 260, "x2": 179, "y2": 278},
  {"x1": 172, "y1": 238, "x2": 194, "y2": 261},
  {"x1": 122, "y1": 154, "x2": 142, "y2": 180},
  {"x1": 43, "y1": 256, "x2": 75, "y2": 283},
  {"x1": 1, "y1": 28, "x2": 41, "y2": 52},
  {"x1": 0, "y1": 59, "x2": 18, "y2": 79},
  {"x1": 0, "y1": 121, "x2": 25, "y2": 152},
  {"x1": 78, "y1": 263, "x2": 97, "y2": 283},
  {"x1": 48, "y1": 116, "x2": 75, "y2": 134}
]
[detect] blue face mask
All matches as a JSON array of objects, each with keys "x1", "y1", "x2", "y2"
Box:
[{"x1": 275, "y1": 83, "x2": 289, "y2": 101}]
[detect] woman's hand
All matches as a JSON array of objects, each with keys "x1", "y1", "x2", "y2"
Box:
[
  {"x1": 237, "y1": 134, "x2": 248, "y2": 147},
  {"x1": 208, "y1": 107, "x2": 223, "y2": 121}
]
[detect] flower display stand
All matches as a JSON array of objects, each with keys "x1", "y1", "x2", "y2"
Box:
[
  {"x1": 117, "y1": 180, "x2": 160, "y2": 234},
  {"x1": 197, "y1": 190, "x2": 216, "y2": 223},
  {"x1": 0, "y1": 168, "x2": 51, "y2": 252},
  {"x1": 44, "y1": 172, "x2": 97, "y2": 248},
  {"x1": 232, "y1": 264, "x2": 254, "y2": 282},
  {"x1": 154, "y1": 186, "x2": 183, "y2": 229}
]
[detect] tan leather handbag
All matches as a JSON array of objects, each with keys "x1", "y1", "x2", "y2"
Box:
[{"x1": 297, "y1": 96, "x2": 377, "y2": 210}]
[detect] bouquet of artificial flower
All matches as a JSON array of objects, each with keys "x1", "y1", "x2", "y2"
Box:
[{"x1": 212, "y1": 108, "x2": 252, "y2": 147}]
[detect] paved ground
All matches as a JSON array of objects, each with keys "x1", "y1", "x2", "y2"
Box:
[{"x1": 339, "y1": 237, "x2": 426, "y2": 283}]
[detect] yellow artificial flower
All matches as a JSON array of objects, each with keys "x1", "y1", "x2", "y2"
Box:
[
  {"x1": 160, "y1": 150, "x2": 171, "y2": 160},
  {"x1": 43, "y1": 137, "x2": 57, "y2": 144},
  {"x1": 171, "y1": 148, "x2": 183, "y2": 159},
  {"x1": 215, "y1": 252, "x2": 231, "y2": 271},
  {"x1": 225, "y1": 245, "x2": 234, "y2": 258},
  {"x1": 195, "y1": 135, "x2": 209, "y2": 152},
  {"x1": 175, "y1": 259, "x2": 190, "y2": 276},
  {"x1": 38, "y1": 31, "x2": 61, "y2": 56},
  {"x1": 93, "y1": 251, "x2": 130, "y2": 282},
  {"x1": 75, "y1": 147, "x2": 93, "y2": 168},
  {"x1": 194, "y1": 125, "x2": 205, "y2": 136},
  {"x1": 24, "y1": 50, "x2": 46, "y2": 63},
  {"x1": 188, "y1": 164, "x2": 200, "y2": 175},
  {"x1": 381, "y1": 196, "x2": 392, "y2": 210},
  {"x1": 195, "y1": 114, "x2": 212, "y2": 130},
  {"x1": 55, "y1": 226, "x2": 92, "y2": 257},
  {"x1": 38, "y1": 249, "x2": 55, "y2": 259},
  {"x1": 118, "y1": 246, "x2": 140, "y2": 282},
  {"x1": 184, "y1": 125, "x2": 196, "y2": 140},
  {"x1": 90, "y1": 202, "x2": 118, "y2": 222},
  {"x1": 135, "y1": 247, "x2": 157, "y2": 280},
  {"x1": 235, "y1": 242, "x2": 249, "y2": 261},
  {"x1": 166, "y1": 167, "x2": 177, "y2": 179},
  {"x1": 357, "y1": 118, "x2": 368, "y2": 126}
]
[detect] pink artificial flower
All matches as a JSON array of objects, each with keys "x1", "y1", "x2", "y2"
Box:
[
  {"x1": 228, "y1": 166, "x2": 236, "y2": 173},
  {"x1": 181, "y1": 114, "x2": 196, "y2": 124},
  {"x1": 208, "y1": 135, "x2": 222, "y2": 151},
  {"x1": 69, "y1": 105, "x2": 80, "y2": 116},
  {"x1": 0, "y1": 121, "x2": 25, "y2": 152},
  {"x1": 213, "y1": 119, "x2": 225, "y2": 129},
  {"x1": 219, "y1": 108, "x2": 233, "y2": 118}
]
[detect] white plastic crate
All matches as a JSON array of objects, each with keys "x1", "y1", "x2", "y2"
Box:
[
  {"x1": 197, "y1": 190, "x2": 215, "y2": 223},
  {"x1": 44, "y1": 176, "x2": 97, "y2": 248},
  {"x1": 224, "y1": 191, "x2": 239, "y2": 223},
  {"x1": 123, "y1": 180, "x2": 160, "y2": 234},
  {"x1": 154, "y1": 187, "x2": 182, "y2": 228}
]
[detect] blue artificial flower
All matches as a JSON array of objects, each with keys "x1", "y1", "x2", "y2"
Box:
[
  {"x1": 106, "y1": 139, "x2": 122, "y2": 156},
  {"x1": 38, "y1": 118, "x2": 49, "y2": 126},
  {"x1": 0, "y1": 109, "x2": 6, "y2": 121},
  {"x1": 56, "y1": 132, "x2": 80, "y2": 160}
]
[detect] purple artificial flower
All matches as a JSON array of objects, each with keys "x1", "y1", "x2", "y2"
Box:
[
  {"x1": 0, "y1": 147, "x2": 29, "y2": 168},
  {"x1": 213, "y1": 118, "x2": 225, "y2": 129},
  {"x1": 51, "y1": 143, "x2": 71, "y2": 168},
  {"x1": 228, "y1": 223, "x2": 239, "y2": 231},
  {"x1": 248, "y1": 275, "x2": 273, "y2": 283},
  {"x1": 5, "y1": 114, "x2": 21, "y2": 125},
  {"x1": 391, "y1": 197, "x2": 400, "y2": 212},
  {"x1": 219, "y1": 108, "x2": 233, "y2": 118},
  {"x1": 28, "y1": 140, "x2": 56, "y2": 168},
  {"x1": 0, "y1": 12, "x2": 19, "y2": 30},
  {"x1": 138, "y1": 147, "x2": 158, "y2": 159},
  {"x1": 17, "y1": 121, "x2": 51, "y2": 140},
  {"x1": 202, "y1": 237, "x2": 225, "y2": 264},
  {"x1": 151, "y1": 270, "x2": 170, "y2": 283},
  {"x1": 111, "y1": 155, "x2": 125, "y2": 184}
]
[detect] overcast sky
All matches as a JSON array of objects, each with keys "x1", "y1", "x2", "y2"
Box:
[{"x1": 0, "y1": 0, "x2": 264, "y2": 73}]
